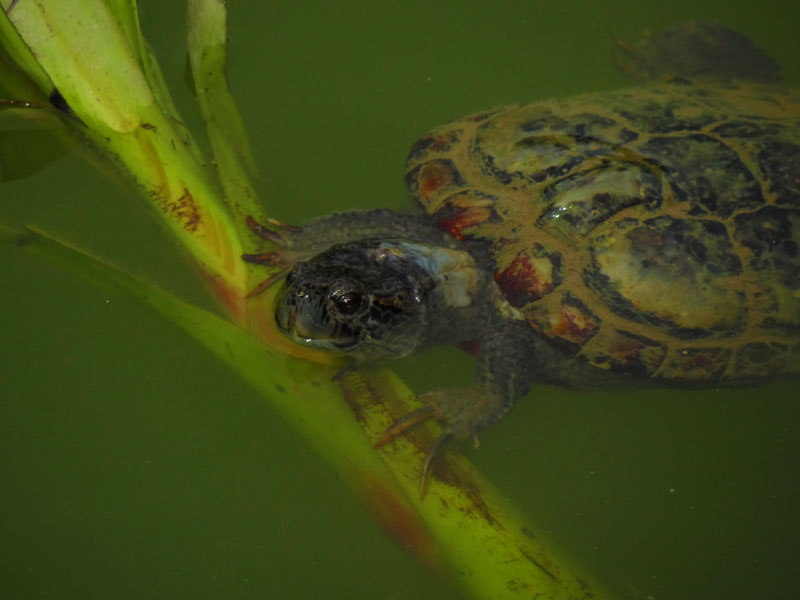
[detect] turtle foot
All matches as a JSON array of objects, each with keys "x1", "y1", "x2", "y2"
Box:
[
  {"x1": 242, "y1": 215, "x2": 309, "y2": 297},
  {"x1": 376, "y1": 387, "x2": 506, "y2": 497}
]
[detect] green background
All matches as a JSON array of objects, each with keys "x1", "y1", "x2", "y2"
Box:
[{"x1": 1, "y1": 1, "x2": 798, "y2": 598}]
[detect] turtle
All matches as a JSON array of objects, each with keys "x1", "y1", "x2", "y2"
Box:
[{"x1": 243, "y1": 22, "x2": 800, "y2": 493}]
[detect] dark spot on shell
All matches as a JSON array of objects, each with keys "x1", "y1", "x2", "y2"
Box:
[
  {"x1": 734, "y1": 206, "x2": 800, "y2": 271},
  {"x1": 619, "y1": 100, "x2": 717, "y2": 133},
  {"x1": 514, "y1": 136, "x2": 569, "y2": 151},
  {"x1": 756, "y1": 140, "x2": 800, "y2": 208},
  {"x1": 566, "y1": 113, "x2": 619, "y2": 136},
  {"x1": 590, "y1": 329, "x2": 667, "y2": 376},
  {"x1": 735, "y1": 342, "x2": 791, "y2": 378},
  {"x1": 734, "y1": 206, "x2": 800, "y2": 336},
  {"x1": 711, "y1": 120, "x2": 783, "y2": 138},
  {"x1": 466, "y1": 110, "x2": 499, "y2": 123},
  {"x1": 477, "y1": 148, "x2": 515, "y2": 185},
  {"x1": 406, "y1": 129, "x2": 463, "y2": 165},
  {"x1": 637, "y1": 134, "x2": 764, "y2": 217},
  {"x1": 668, "y1": 347, "x2": 731, "y2": 381},
  {"x1": 666, "y1": 76, "x2": 694, "y2": 85},
  {"x1": 531, "y1": 171, "x2": 547, "y2": 183},
  {"x1": 759, "y1": 317, "x2": 800, "y2": 336},
  {"x1": 518, "y1": 114, "x2": 566, "y2": 132}
]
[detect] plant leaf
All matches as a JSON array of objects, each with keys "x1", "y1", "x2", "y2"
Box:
[
  {"x1": 187, "y1": 0, "x2": 262, "y2": 232},
  {"x1": 1, "y1": 225, "x2": 614, "y2": 600},
  {"x1": 0, "y1": 4, "x2": 53, "y2": 95},
  {"x1": 106, "y1": 0, "x2": 204, "y2": 164},
  {"x1": 2, "y1": 0, "x2": 154, "y2": 134},
  {"x1": 0, "y1": 0, "x2": 250, "y2": 317}
]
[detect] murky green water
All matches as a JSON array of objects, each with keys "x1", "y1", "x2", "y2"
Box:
[{"x1": 1, "y1": 1, "x2": 798, "y2": 599}]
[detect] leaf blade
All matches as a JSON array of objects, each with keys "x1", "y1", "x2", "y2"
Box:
[
  {"x1": 187, "y1": 0, "x2": 262, "y2": 231},
  {"x1": 2, "y1": 225, "x2": 614, "y2": 600}
]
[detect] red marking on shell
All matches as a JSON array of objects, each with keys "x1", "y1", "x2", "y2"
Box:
[
  {"x1": 601, "y1": 332, "x2": 666, "y2": 374},
  {"x1": 427, "y1": 131, "x2": 459, "y2": 152},
  {"x1": 608, "y1": 336, "x2": 648, "y2": 363},
  {"x1": 458, "y1": 340, "x2": 480, "y2": 356},
  {"x1": 529, "y1": 292, "x2": 601, "y2": 352},
  {"x1": 547, "y1": 298, "x2": 599, "y2": 345},
  {"x1": 418, "y1": 161, "x2": 458, "y2": 200},
  {"x1": 437, "y1": 205, "x2": 494, "y2": 240},
  {"x1": 494, "y1": 253, "x2": 554, "y2": 308}
]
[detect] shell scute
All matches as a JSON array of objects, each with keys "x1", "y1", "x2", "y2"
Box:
[
  {"x1": 474, "y1": 107, "x2": 638, "y2": 186},
  {"x1": 666, "y1": 347, "x2": 732, "y2": 381},
  {"x1": 585, "y1": 215, "x2": 745, "y2": 338},
  {"x1": 493, "y1": 244, "x2": 563, "y2": 307},
  {"x1": 587, "y1": 329, "x2": 668, "y2": 376},
  {"x1": 406, "y1": 128, "x2": 463, "y2": 165},
  {"x1": 527, "y1": 291, "x2": 600, "y2": 353},
  {"x1": 616, "y1": 95, "x2": 718, "y2": 133},
  {"x1": 636, "y1": 134, "x2": 765, "y2": 217},
  {"x1": 733, "y1": 206, "x2": 800, "y2": 335},
  {"x1": 405, "y1": 159, "x2": 466, "y2": 209},
  {"x1": 536, "y1": 162, "x2": 662, "y2": 241},
  {"x1": 735, "y1": 342, "x2": 792, "y2": 378},
  {"x1": 755, "y1": 139, "x2": 800, "y2": 208},
  {"x1": 431, "y1": 190, "x2": 502, "y2": 241}
]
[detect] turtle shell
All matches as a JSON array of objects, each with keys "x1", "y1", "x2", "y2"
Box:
[{"x1": 405, "y1": 79, "x2": 800, "y2": 382}]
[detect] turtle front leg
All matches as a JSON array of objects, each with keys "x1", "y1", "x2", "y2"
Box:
[{"x1": 377, "y1": 319, "x2": 537, "y2": 496}]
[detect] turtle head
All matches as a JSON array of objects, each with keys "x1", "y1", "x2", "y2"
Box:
[{"x1": 275, "y1": 241, "x2": 434, "y2": 359}]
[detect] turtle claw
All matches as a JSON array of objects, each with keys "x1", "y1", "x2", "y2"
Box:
[
  {"x1": 374, "y1": 404, "x2": 438, "y2": 448},
  {"x1": 245, "y1": 215, "x2": 303, "y2": 246},
  {"x1": 243, "y1": 215, "x2": 308, "y2": 297},
  {"x1": 375, "y1": 387, "x2": 507, "y2": 497},
  {"x1": 244, "y1": 267, "x2": 292, "y2": 298},
  {"x1": 375, "y1": 403, "x2": 454, "y2": 499},
  {"x1": 375, "y1": 386, "x2": 506, "y2": 498},
  {"x1": 241, "y1": 250, "x2": 283, "y2": 266},
  {"x1": 419, "y1": 432, "x2": 454, "y2": 499},
  {"x1": 241, "y1": 246, "x2": 296, "y2": 297}
]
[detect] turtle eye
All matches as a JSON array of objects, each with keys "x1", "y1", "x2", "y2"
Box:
[{"x1": 332, "y1": 291, "x2": 363, "y2": 316}]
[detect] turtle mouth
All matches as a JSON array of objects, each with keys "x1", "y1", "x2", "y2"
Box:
[{"x1": 275, "y1": 288, "x2": 360, "y2": 350}]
